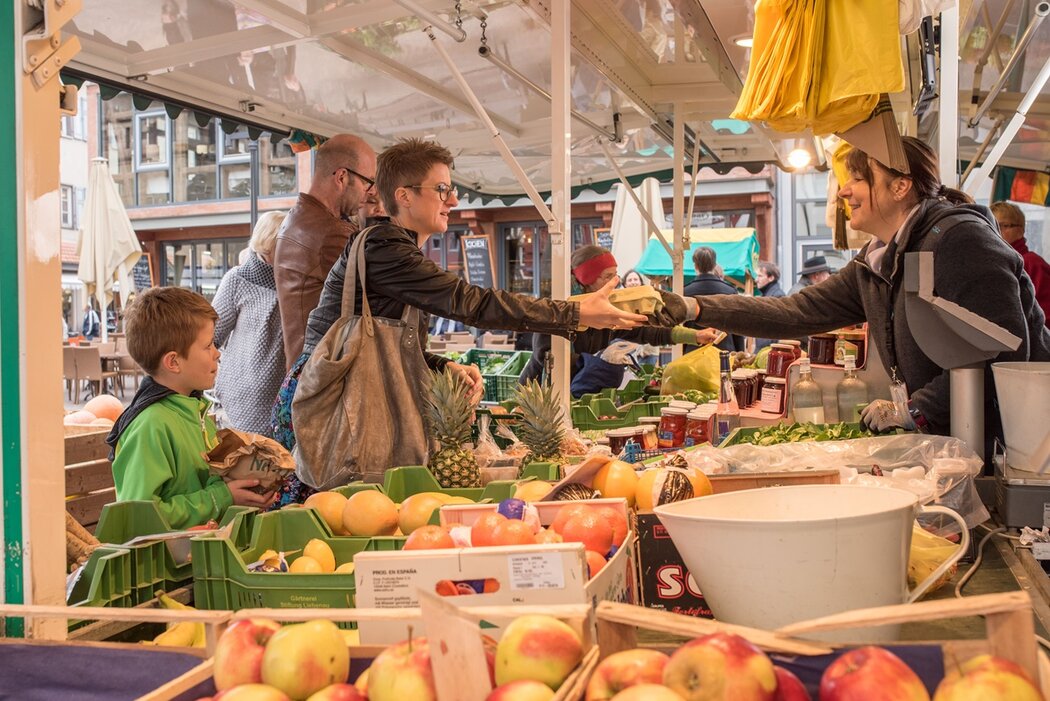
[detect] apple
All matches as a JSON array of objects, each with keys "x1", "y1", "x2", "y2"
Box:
[
  {"x1": 819, "y1": 646, "x2": 929, "y2": 701},
  {"x1": 932, "y1": 654, "x2": 1042, "y2": 701},
  {"x1": 486, "y1": 680, "x2": 556, "y2": 701},
  {"x1": 495, "y1": 615, "x2": 583, "y2": 690},
  {"x1": 354, "y1": 669, "x2": 368, "y2": 697},
  {"x1": 214, "y1": 685, "x2": 291, "y2": 701},
  {"x1": 214, "y1": 618, "x2": 283, "y2": 691},
  {"x1": 585, "y1": 649, "x2": 670, "y2": 700},
  {"x1": 663, "y1": 632, "x2": 776, "y2": 701},
  {"x1": 305, "y1": 684, "x2": 367, "y2": 701},
  {"x1": 773, "y1": 666, "x2": 811, "y2": 701},
  {"x1": 367, "y1": 637, "x2": 437, "y2": 701},
  {"x1": 261, "y1": 620, "x2": 350, "y2": 700},
  {"x1": 610, "y1": 684, "x2": 686, "y2": 700}
]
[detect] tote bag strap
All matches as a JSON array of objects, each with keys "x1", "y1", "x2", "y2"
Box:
[{"x1": 342, "y1": 225, "x2": 380, "y2": 336}]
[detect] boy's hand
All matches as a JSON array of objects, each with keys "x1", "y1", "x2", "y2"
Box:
[{"x1": 227, "y1": 479, "x2": 277, "y2": 507}]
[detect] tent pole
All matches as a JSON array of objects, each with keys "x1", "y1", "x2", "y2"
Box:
[
  {"x1": 938, "y1": 6, "x2": 960, "y2": 187},
  {"x1": 596, "y1": 139, "x2": 673, "y2": 258},
  {"x1": 684, "y1": 122, "x2": 703, "y2": 247},
  {"x1": 671, "y1": 103, "x2": 685, "y2": 360},
  {"x1": 550, "y1": 0, "x2": 572, "y2": 414}
]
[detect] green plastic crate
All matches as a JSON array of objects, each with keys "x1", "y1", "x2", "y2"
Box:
[
  {"x1": 67, "y1": 546, "x2": 134, "y2": 628},
  {"x1": 570, "y1": 397, "x2": 669, "y2": 431},
  {"x1": 483, "y1": 351, "x2": 532, "y2": 403},
  {"x1": 191, "y1": 507, "x2": 401, "y2": 614},
  {"x1": 460, "y1": 348, "x2": 517, "y2": 375},
  {"x1": 380, "y1": 465, "x2": 518, "y2": 503}
]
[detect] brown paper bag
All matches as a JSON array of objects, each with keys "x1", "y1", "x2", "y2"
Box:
[{"x1": 204, "y1": 428, "x2": 296, "y2": 494}]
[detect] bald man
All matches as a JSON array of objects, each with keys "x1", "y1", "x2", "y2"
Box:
[{"x1": 274, "y1": 134, "x2": 377, "y2": 368}]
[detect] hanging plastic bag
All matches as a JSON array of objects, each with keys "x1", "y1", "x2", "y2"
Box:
[
  {"x1": 660, "y1": 345, "x2": 721, "y2": 395},
  {"x1": 908, "y1": 524, "x2": 960, "y2": 599}
]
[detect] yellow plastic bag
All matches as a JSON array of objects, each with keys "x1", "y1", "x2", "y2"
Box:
[
  {"x1": 907, "y1": 524, "x2": 960, "y2": 599},
  {"x1": 660, "y1": 346, "x2": 721, "y2": 395}
]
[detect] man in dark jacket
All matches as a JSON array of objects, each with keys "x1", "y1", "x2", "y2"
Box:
[
  {"x1": 756, "y1": 260, "x2": 786, "y2": 298},
  {"x1": 789, "y1": 255, "x2": 832, "y2": 294},
  {"x1": 274, "y1": 134, "x2": 376, "y2": 369},
  {"x1": 683, "y1": 247, "x2": 742, "y2": 352}
]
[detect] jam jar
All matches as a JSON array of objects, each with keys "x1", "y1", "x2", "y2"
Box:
[
  {"x1": 767, "y1": 343, "x2": 795, "y2": 379},
  {"x1": 658, "y1": 407, "x2": 689, "y2": 448}
]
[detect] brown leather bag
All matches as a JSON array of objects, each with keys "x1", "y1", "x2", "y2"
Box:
[{"x1": 290, "y1": 227, "x2": 430, "y2": 488}]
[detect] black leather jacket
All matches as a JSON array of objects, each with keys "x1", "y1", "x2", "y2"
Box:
[{"x1": 302, "y1": 219, "x2": 580, "y2": 371}]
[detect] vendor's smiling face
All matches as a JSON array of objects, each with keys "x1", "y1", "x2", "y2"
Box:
[{"x1": 838, "y1": 170, "x2": 876, "y2": 233}]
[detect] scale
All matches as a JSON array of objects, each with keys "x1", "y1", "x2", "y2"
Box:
[{"x1": 904, "y1": 251, "x2": 1050, "y2": 528}]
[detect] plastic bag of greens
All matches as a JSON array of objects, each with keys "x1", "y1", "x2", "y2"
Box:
[{"x1": 660, "y1": 345, "x2": 721, "y2": 395}]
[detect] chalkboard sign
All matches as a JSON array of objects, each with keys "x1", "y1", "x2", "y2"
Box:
[
  {"x1": 132, "y1": 252, "x2": 155, "y2": 291},
  {"x1": 462, "y1": 235, "x2": 495, "y2": 289},
  {"x1": 595, "y1": 227, "x2": 613, "y2": 250}
]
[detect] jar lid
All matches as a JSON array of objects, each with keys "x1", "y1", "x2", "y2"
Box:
[
  {"x1": 605, "y1": 427, "x2": 636, "y2": 437},
  {"x1": 668, "y1": 400, "x2": 697, "y2": 410},
  {"x1": 639, "y1": 424, "x2": 657, "y2": 432},
  {"x1": 764, "y1": 376, "x2": 786, "y2": 385},
  {"x1": 731, "y1": 369, "x2": 748, "y2": 379},
  {"x1": 779, "y1": 339, "x2": 802, "y2": 346},
  {"x1": 661, "y1": 407, "x2": 689, "y2": 416},
  {"x1": 837, "y1": 331, "x2": 866, "y2": 339},
  {"x1": 757, "y1": 369, "x2": 767, "y2": 375},
  {"x1": 771, "y1": 343, "x2": 793, "y2": 350},
  {"x1": 596, "y1": 437, "x2": 610, "y2": 445},
  {"x1": 638, "y1": 416, "x2": 662, "y2": 425},
  {"x1": 696, "y1": 406, "x2": 716, "y2": 418}
]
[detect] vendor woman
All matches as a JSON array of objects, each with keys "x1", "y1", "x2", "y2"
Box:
[{"x1": 682, "y1": 137, "x2": 1050, "y2": 444}]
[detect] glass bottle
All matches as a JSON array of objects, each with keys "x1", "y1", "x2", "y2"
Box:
[
  {"x1": 791, "y1": 358, "x2": 826, "y2": 424},
  {"x1": 715, "y1": 350, "x2": 740, "y2": 444},
  {"x1": 836, "y1": 357, "x2": 869, "y2": 423}
]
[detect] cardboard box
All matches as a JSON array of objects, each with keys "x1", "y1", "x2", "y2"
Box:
[
  {"x1": 354, "y1": 498, "x2": 635, "y2": 644},
  {"x1": 634, "y1": 470, "x2": 840, "y2": 615}
]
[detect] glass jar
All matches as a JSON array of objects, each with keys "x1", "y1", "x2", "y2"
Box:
[
  {"x1": 760, "y1": 376, "x2": 787, "y2": 414},
  {"x1": 639, "y1": 424, "x2": 658, "y2": 450},
  {"x1": 778, "y1": 339, "x2": 803, "y2": 360},
  {"x1": 767, "y1": 343, "x2": 795, "y2": 379},
  {"x1": 658, "y1": 407, "x2": 689, "y2": 448},
  {"x1": 731, "y1": 369, "x2": 750, "y2": 408},
  {"x1": 808, "y1": 334, "x2": 837, "y2": 365},
  {"x1": 668, "y1": 400, "x2": 697, "y2": 412},
  {"x1": 835, "y1": 331, "x2": 867, "y2": 366},
  {"x1": 606, "y1": 427, "x2": 642, "y2": 454},
  {"x1": 755, "y1": 369, "x2": 767, "y2": 400},
  {"x1": 684, "y1": 407, "x2": 714, "y2": 446}
]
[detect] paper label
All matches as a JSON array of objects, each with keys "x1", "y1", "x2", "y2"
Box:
[
  {"x1": 1033, "y1": 542, "x2": 1050, "y2": 560},
  {"x1": 1043, "y1": 502, "x2": 1050, "y2": 531},
  {"x1": 508, "y1": 553, "x2": 565, "y2": 590}
]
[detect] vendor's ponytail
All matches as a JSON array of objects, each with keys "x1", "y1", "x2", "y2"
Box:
[{"x1": 935, "y1": 183, "x2": 974, "y2": 205}]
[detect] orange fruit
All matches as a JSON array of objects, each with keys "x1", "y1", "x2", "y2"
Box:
[
  {"x1": 289, "y1": 556, "x2": 322, "y2": 573},
  {"x1": 304, "y1": 492, "x2": 349, "y2": 535},
  {"x1": 551, "y1": 503, "x2": 594, "y2": 535},
  {"x1": 404, "y1": 525, "x2": 456, "y2": 550},
  {"x1": 592, "y1": 460, "x2": 639, "y2": 507},
  {"x1": 561, "y1": 512, "x2": 614, "y2": 555},
  {"x1": 471, "y1": 512, "x2": 508, "y2": 547},
  {"x1": 585, "y1": 550, "x2": 607, "y2": 578},
  {"x1": 342, "y1": 491, "x2": 399, "y2": 537},
  {"x1": 535, "y1": 528, "x2": 564, "y2": 544},
  {"x1": 595, "y1": 506, "x2": 628, "y2": 547},
  {"x1": 490, "y1": 519, "x2": 537, "y2": 546}
]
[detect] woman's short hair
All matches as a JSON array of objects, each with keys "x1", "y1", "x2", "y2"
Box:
[
  {"x1": 248, "y1": 210, "x2": 287, "y2": 258},
  {"x1": 692, "y1": 246, "x2": 718, "y2": 274},
  {"x1": 845, "y1": 136, "x2": 973, "y2": 206},
  {"x1": 376, "y1": 138, "x2": 454, "y2": 216},
  {"x1": 990, "y1": 201, "x2": 1025, "y2": 226}
]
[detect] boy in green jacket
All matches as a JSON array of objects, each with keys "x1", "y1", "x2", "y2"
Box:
[{"x1": 106, "y1": 287, "x2": 275, "y2": 529}]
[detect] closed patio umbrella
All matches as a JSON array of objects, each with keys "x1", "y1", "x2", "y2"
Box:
[
  {"x1": 77, "y1": 158, "x2": 142, "y2": 341},
  {"x1": 610, "y1": 178, "x2": 665, "y2": 278}
]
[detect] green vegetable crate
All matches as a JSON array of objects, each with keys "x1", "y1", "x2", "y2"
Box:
[
  {"x1": 66, "y1": 546, "x2": 134, "y2": 629},
  {"x1": 335, "y1": 465, "x2": 520, "y2": 504},
  {"x1": 483, "y1": 350, "x2": 532, "y2": 403},
  {"x1": 191, "y1": 507, "x2": 401, "y2": 619},
  {"x1": 721, "y1": 422, "x2": 878, "y2": 447},
  {"x1": 571, "y1": 396, "x2": 669, "y2": 431}
]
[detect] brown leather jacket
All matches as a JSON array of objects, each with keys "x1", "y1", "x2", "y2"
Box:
[{"x1": 274, "y1": 193, "x2": 357, "y2": 368}]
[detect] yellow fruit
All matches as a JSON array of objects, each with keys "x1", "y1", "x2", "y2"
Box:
[
  {"x1": 303, "y1": 539, "x2": 336, "y2": 573},
  {"x1": 445, "y1": 496, "x2": 474, "y2": 505},
  {"x1": 514, "y1": 481, "x2": 553, "y2": 502},
  {"x1": 342, "y1": 491, "x2": 399, "y2": 537},
  {"x1": 335, "y1": 562, "x2": 356, "y2": 574},
  {"x1": 341, "y1": 628, "x2": 360, "y2": 646},
  {"x1": 426, "y1": 492, "x2": 457, "y2": 504},
  {"x1": 304, "y1": 492, "x2": 350, "y2": 535},
  {"x1": 289, "y1": 556, "x2": 323, "y2": 573},
  {"x1": 593, "y1": 460, "x2": 639, "y2": 507},
  {"x1": 259, "y1": 549, "x2": 279, "y2": 562},
  {"x1": 686, "y1": 468, "x2": 713, "y2": 498},
  {"x1": 635, "y1": 468, "x2": 699, "y2": 512},
  {"x1": 397, "y1": 493, "x2": 445, "y2": 535}
]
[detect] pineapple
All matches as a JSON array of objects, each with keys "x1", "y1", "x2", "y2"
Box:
[
  {"x1": 514, "y1": 380, "x2": 566, "y2": 472},
  {"x1": 424, "y1": 369, "x2": 481, "y2": 488}
]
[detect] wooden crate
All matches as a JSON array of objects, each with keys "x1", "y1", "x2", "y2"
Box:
[
  {"x1": 65, "y1": 429, "x2": 115, "y2": 531},
  {"x1": 592, "y1": 591, "x2": 1050, "y2": 699}
]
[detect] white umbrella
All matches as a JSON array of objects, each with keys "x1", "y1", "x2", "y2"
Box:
[
  {"x1": 78, "y1": 158, "x2": 142, "y2": 341},
  {"x1": 610, "y1": 178, "x2": 665, "y2": 280}
]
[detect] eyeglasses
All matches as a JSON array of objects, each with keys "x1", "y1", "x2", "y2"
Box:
[
  {"x1": 406, "y1": 183, "x2": 458, "y2": 202},
  {"x1": 336, "y1": 166, "x2": 375, "y2": 192}
]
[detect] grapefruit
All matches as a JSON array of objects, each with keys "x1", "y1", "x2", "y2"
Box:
[
  {"x1": 304, "y1": 491, "x2": 349, "y2": 535},
  {"x1": 342, "y1": 491, "x2": 399, "y2": 537},
  {"x1": 404, "y1": 525, "x2": 456, "y2": 550}
]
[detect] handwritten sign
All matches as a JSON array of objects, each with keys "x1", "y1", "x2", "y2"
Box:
[
  {"x1": 595, "y1": 228, "x2": 613, "y2": 250},
  {"x1": 132, "y1": 252, "x2": 155, "y2": 291},
  {"x1": 462, "y1": 235, "x2": 495, "y2": 289}
]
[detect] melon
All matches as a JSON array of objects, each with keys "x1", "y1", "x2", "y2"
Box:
[
  {"x1": 64, "y1": 410, "x2": 97, "y2": 425},
  {"x1": 89, "y1": 418, "x2": 115, "y2": 427},
  {"x1": 84, "y1": 394, "x2": 125, "y2": 422}
]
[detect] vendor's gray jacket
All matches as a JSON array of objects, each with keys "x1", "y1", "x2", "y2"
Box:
[{"x1": 697, "y1": 199, "x2": 1050, "y2": 436}]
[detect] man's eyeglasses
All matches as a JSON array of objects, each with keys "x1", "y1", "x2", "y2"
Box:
[
  {"x1": 406, "y1": 183, "x2": 458, "y2": 202},
  {"x1": 336, "y1": 166, "x2": 375, "y2": 192}
]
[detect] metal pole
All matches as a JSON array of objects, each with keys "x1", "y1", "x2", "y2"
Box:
[
  {"x1": 550, "y1": 0, "x2": 572, "y2": 414},
  {"x1": 952, "y1": 364, "x2": 986, "y2": 461},
  {"x1": 963, "y1": 51, "x2": 1050, "y2": 194},
  {"x1": 671, "y1": 104, "x2": 685, "y2": 360},
  {"x1": 392, "y1": 0, "x2": 466, "y2": 42},
  {"x1": 596, "y1": 138, "x2": 673, "y2": 257},
  {"x1": 968, "y1": 2, "x2": 1050, "y2": 128},
  {"x1": 477, "y1": 46, "x2": 617, "y2": 141},
  {"x1": 939, "y1": 6, "x2": 960, "y2": 186},
  {"x1": 426, "y1": 29, "x2": 557, "y2": 229},
  {"x1": 684, "y1": 123, "x2": 702, "y2": 243},
  {"x1": 248, "y1": 140, "x2": 259, "y2": 234},
  {"x1": 958, "y1": 116, "x2": 1004, "y2": 186}
]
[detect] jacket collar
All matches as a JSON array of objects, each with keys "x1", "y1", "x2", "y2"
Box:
[
  {"x1": 105, "y1": 376, "x2": 209, "y2": 458},
  {"x1": 1010, "y1": 237, "x2": 1030, "y2": 255}
]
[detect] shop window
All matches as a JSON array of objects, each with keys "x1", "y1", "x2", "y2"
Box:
[
  {"x1": 173, "y1": 115, "x2": 217, "y2": 202},
  {"x1": 262, "y1": 137, "x2": 297, "y2": 196},
  {"x1": 60, "y1": 91, "x2": 87, "y2": 140},
  {"x1": 102, "y1": 93, "x2": 136, "y2": 207},
  {"x1": 162, "y1": 238, "x2": 245, "y2": 300}
]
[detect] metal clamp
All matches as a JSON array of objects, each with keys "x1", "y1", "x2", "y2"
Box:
[{"x1": 22, "y1": 0, "x2": 82, "y2": 82}]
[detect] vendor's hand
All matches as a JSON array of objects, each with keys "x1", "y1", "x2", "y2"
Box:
[
  {"x1": 578, "y1": 277, "x2": 648, "y2": 330},
  {"x1": 859, "y1": 399, "x2": 905, "y2": 432},
  {"x1": 653, "y1": 291, "x2": 700, "y2": 326},
  {"x1": 227, "y1": 479, "x2": 277, "y2": 508},
  {"x1": 694, "y1": 328, "x2": 722, "y2": 346},
  {"x1": 447, "y1": 361, "x2": 484, "y2": 406}
]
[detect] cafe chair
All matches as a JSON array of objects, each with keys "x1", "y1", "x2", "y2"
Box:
[{"x1": 73, "y1": 346, "x2": 121, "y2": 402}]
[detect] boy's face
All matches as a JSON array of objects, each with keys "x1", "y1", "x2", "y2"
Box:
[{"x1": 173, "y1": 321, "x2": 220, "y2": 393}]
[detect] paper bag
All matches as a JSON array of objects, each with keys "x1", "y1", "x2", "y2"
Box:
[{"x1": 205, "y1": 428, "x2": 296, "y2": 494}]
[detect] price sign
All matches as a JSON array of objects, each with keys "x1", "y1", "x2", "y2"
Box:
[{"x1": 462, "y1": 235, "x2": 495, "y2": 289}]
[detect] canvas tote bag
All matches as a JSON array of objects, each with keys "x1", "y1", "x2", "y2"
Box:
[{"x1": 291, "y1": 227, "x2": 431, "y2": 488}]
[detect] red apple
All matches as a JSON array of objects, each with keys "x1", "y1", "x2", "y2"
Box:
[
  {"x1": 213, "y1": 618, "x2": 283, "y2": 691},
  {"x1": 495, "y1": 615, "x2": 583, "y2": 690},
  {"x1": 662, "y1": 632, "x2": 776, "y2": 701},
  {"x1": 773, "y1": 666, "x2": 811, "y2": 701},
  {"x1": 214, "y1": 685, "x2": 290, "y2": 701},
  {"x1": 820, "y1": 646, "x2": 929, "y2": 701},
  {"x1": 586, "y1": 649, "x2": 670, "y2": 700},
  {"x1": 305, "y1": 684, "x2": 367, "y2": 701},
  {"x1": 932, "y1": 654, "x2": 1042, "y2": 701},
  {"x1": 610, "y1": 684, "x2": 686, "y2": 700},
  {"x1": 485, "y1": 680, "x2": 556, "y2": 700},
  {"x1": 367, "y1": 637, "x2": 437, "y2": 701}
]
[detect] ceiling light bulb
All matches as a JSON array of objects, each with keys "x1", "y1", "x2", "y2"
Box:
[
  {"x1": 787, "y1": 148, "x2": 812, "y2": 169},
  {"x1": 733, "y1": 35, "x2": 754, "y2": 48}
]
